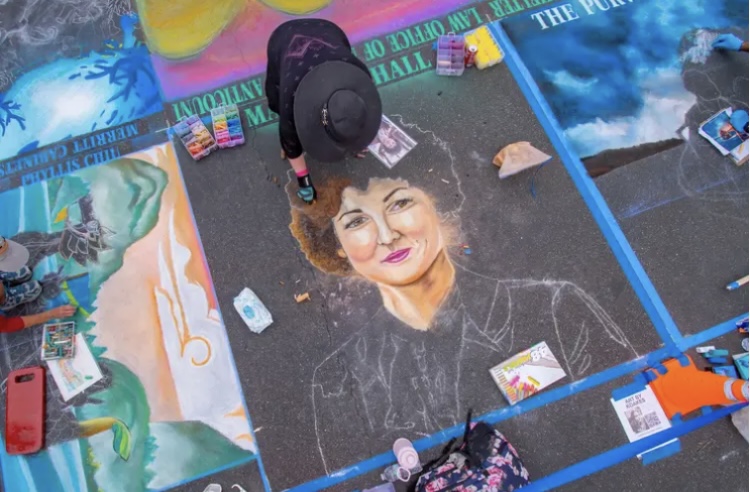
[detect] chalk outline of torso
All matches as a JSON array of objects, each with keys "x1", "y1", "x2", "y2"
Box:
[{"x1": 311, "y1": 263, "x2": 638, "y2": 474}]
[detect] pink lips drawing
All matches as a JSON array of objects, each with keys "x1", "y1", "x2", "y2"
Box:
[{"x1": 382, "y1": 248, "x2": 412, "y2": 264}]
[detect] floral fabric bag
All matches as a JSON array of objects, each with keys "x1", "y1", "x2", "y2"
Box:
[{"x1": 414, "y1": 412, "x2": 530, "y2": 492}]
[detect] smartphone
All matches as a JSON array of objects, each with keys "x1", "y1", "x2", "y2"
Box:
[{"x1": 5, "y1": 366, "x2": 45, "y2": 455}]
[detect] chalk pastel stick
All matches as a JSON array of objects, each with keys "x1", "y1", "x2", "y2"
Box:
[
  {"x1": 707, "y1": 357, "x2": 729, "y2": 364},
  {"x1": 712, "y1": 365, "x2": 739, "y2": 378},
  {"x1": 705, "y1": 349, "x2": 729, "y2": 358},
  {"x1": 726, "y1": 275, "x2": 749, "y2": 291}
]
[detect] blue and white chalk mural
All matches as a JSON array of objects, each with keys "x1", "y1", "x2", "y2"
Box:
[
  {"x1": 503, "y1": 0, "x2": 749, "y2": 161},
  {"x1": 0, "y1": 13, "x2": 162, "y2": 160}
]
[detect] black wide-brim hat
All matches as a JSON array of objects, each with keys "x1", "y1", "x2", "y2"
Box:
[{"x1": 294, "y1": 61, "x2": 382, "y2": 163}]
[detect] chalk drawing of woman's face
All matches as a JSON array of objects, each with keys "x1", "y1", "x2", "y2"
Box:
[{"x1": 333, "y1": 178, "x2": 444, "y2": 286}]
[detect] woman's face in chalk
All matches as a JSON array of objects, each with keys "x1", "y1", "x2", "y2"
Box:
[{"x1": 333, "y1": 178, "x2": 443, "y2": 286}]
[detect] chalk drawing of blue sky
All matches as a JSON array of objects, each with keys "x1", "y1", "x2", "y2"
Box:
[
  {"x1": 504, "y1": 0, "x2": 748, "y2": 158},
  {"x1": 0, "y1": 14, "x2": 162, "y2": 160}
]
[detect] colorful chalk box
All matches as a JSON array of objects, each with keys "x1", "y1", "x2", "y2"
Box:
[
  {"x1": 173, "y1": 115, "x2": 219, "y2": 160},
  {"x1": 41, "y1": 322, "x2": 76, "y2": 361},
  {"x1": 211, "y1": 104, "x2": 245, "y2": 148},
  {"x1": 436, "y1": 33, "x2": 466, "y2": 76}
]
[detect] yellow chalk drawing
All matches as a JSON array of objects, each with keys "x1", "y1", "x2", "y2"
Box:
[
  {"x1": 54, "y1": 206, "x2": 69, "y2": 223},
  {"x1": 79, "y1": 417, "x2": 132, "y2": 461},
  {"x1": 136, "y1": 0, "x2": 333, "y2": 59},
  {"x1": 135, "y1": 0, "x2": 246, "y2": 59},
  {"x1": 257, "y1": 0, "x2": 332, "y2": 15}
]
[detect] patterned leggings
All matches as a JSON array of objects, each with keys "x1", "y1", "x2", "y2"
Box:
[{"x1": 0, "y1": 266, "x2": 41, "y2": 310}]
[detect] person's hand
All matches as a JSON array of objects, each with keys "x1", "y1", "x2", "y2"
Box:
[
  {"x1": 730, "y1": 109, "x2": 749, "y2": 133},
  {"x1": 47, "y1": 305, "x2": 77, "y2": 320},
  {"x1": 713, "y1": 34, "x2": 743, "y2": 51}
]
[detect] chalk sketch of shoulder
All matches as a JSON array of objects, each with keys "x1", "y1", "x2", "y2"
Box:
[{"x1": 310, "y1": 265, "x2": 637, "y2": 473}]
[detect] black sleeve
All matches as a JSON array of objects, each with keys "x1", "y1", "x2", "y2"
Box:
[
  {"x1": 279, "y1": 105, "x2": 304, "y2": 159},
  {"x1": 265, "y1": 43, "x2": 281, "y2": 115}
]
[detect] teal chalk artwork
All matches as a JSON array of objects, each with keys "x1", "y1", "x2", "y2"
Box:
[
  {"x1": 0, "y1": 146, "x2": 256, "y2": 492},
  {"x1": 0, "y1": 13, "x2": 162, "y2": 160}
]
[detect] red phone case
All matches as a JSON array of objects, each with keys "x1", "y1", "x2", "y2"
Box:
[{"x1": 6, "y1": 366, "x2": 45, "y2": 455}]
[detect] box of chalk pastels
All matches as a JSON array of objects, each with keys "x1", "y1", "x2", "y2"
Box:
[
  {"x1": 436, "y1": 33, "x2": 465, "y2": 76},
  {"x1": 211, "y1": 104, "x2": 245, "y2": 148},
  {"x1": 41, "y1": 321, "x2": 76, "y2": 361},
  {"x1": 173, "y1": 115, "x2": 218, "y2": 160}
]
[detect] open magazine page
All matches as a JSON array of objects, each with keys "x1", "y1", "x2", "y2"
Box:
[{"x1": 699, "y1": 107, "x2": 749, "y2": 164}]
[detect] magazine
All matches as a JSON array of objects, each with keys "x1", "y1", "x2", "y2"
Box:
[
  {"x1": 489, "y1": 341, "x2": 566, "y2": 405},
  {"x1": 698, "y1": 107, "x2": 749, "y2": 165},
  {"x1": 368, "y1": 115, "x2": 417, "y2": 169}
]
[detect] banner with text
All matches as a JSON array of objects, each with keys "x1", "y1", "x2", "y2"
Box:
[{"x1": 166, "y1": 0, "x2": 559, "y2": 132}]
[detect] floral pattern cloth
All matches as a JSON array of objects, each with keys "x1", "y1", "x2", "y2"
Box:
[{"x1": 416, "y1": 423, "x2": 530, "y2": 492}]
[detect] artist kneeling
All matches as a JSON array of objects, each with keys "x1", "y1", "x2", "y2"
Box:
[{"x1": 265, "y1": 19, "x2": 383, "y2": 204}]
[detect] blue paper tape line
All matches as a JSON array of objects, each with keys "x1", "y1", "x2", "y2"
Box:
[
  {"x1": 707, "y1": 357, "x2": 730, "y2": 365},
  {"x1": 489, "y1": 21, "x2": 683, "y2": 352},
  {"x1": 679, "y1": 314, "x2": 749, "y2": 351},
  {"x1": 286, "y1": 24, "x2": 750, "y2": 490},
  {"x1": 288, "y1": 352, "x2": 668, "y2": 492},
  {"x1": 521, "y1": 403, "x2": 745, "y2": 492},
  {"x1": 287, "y1": 314, "x2": 743, "y2": 491},
  {"x1": 640, "y1": 438, "x2": 682, "y2": 466},
  {"x1": 611, "y1": 381, "x2": 647, "y2": 402},
  {"x1": 705, "y1": 349, "x2": 730, "y2": 357}
]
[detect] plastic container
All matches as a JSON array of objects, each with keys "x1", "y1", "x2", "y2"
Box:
[
  {"x1": 173, "y1": 115, "x2": 218, "y2": 160},
  {"x1": 233, "y1": 287, "x2": 273, "y2": 334},
  {"x1": 435, "y1": 33, "x2": 465, "y2": 76},
  {"x1": 464, "y1": 26, "x2": 505, "y2": 70},
  {"x1": 212, "y1": 104, "x2": 245, "y2": 148}
]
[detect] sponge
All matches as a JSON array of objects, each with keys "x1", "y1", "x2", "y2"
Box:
[{"x1": 464, "y1": 26, "x2": 504, "y2": 70}]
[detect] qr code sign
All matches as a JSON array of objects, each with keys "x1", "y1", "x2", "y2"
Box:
[{"x1": 626, "y1": 407, "x2": 661, "y2": 434}]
